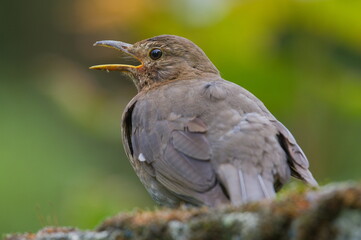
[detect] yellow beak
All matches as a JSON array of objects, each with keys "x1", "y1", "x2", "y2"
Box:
[{"x1": 89, "y1": 40, "x2": 142, "y2": 71}]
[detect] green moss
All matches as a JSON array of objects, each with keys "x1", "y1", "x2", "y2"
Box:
[{"x1": 5, "y1": 182, "x2": 361, "y2": 240}]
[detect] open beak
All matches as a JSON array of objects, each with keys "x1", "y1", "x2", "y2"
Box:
[{"x1": 89, "y1": 40, "x2": 143, "y2": 71}]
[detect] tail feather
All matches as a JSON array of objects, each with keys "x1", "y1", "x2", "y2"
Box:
[
  {"x1": 258, "y1": 174, "x2": 271, "y2": 199},
  {"x1": 237, "y1": 169, "x2": 247, "y2": 202},
  {"x1": 242, "y1": 169, "x2": 276, "y2": 202},
  {"x1": 218, "y1": 164, "x2": 276, "y2": 205},
  {"x1": 218, "y1": 164, "x2": 243, "y2": 205}
]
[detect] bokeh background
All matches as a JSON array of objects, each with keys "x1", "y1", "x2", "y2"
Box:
[{"x1": 1, "y1": 0, "x2": 360, "y2": 235}]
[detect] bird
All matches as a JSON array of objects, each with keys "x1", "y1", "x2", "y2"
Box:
[{"x1": 90, "y1": 35, "x2": 318, "y2": 207}]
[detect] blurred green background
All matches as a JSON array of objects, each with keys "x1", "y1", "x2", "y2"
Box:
[{"x1": 1, "y1": 0, "x2": 361, "y2": 235}]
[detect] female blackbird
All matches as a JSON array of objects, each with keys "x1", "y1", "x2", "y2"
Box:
[{"x1": 90, "y1": 35, "x2": 318, "y2": 207}]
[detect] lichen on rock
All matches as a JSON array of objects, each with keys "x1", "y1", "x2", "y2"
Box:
[{"x1": 5, "y1": 182, "x2": 361, "y2": 240}]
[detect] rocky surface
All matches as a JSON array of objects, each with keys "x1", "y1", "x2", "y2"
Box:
[{"x1": 5, "y1": 182, "x2": 361, "y2": 240}]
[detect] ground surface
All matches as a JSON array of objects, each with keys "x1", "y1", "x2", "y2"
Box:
[{"x1": 5, "y1": 182, "x2": 361, "y2": 240}]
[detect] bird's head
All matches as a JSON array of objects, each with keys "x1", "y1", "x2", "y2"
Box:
[{"x1": 90, "y1": 35, "x2": 219, "y2": 91}]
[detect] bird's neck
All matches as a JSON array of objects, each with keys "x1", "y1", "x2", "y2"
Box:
[{"x1": 135, "y1": 71, "x2": 220, "y2": 92}]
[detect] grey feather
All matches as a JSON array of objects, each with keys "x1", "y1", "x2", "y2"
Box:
[
  {"x1": 272, "y1": 120, "x2": 318, "y2": 186},
  {"x1": 121, "y1": 77, "x2": 317, "y2": 207},
  {"x1": 172, "y1": 131, "x2": 210, "y2": 160},
  {"x1": 238, "y1": 169, "x2": 247, "y2": 202}
]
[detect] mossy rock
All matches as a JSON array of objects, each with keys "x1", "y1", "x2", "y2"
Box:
[{"x1": 5, "y1": 182, "x2": 361, "y2": 240}]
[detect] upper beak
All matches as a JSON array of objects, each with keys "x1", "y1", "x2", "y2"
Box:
[{"x1": 89, "y1": 40, "x2": 142, "y2": 71}]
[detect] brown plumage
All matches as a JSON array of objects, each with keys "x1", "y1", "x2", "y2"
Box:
[{"x1": 90, "y1": 35, "x2": 318, "y2": 207}]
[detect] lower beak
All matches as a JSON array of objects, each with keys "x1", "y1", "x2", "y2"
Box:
[{"x1": 89, "y1": 40, "x2": 142, "y2": 71}]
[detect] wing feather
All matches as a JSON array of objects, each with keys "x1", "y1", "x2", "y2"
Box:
[
  {"x1": 127, "y1": 98, "x2": 221, "y2": 201},
  {"x1": 272, "y1": 120, "x2": 318, "y2": 186},
  {"x1": 172, "y1": 131, "x2": 210, "y2": 160}
]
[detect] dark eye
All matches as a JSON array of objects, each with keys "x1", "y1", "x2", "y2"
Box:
[{"x1": 149, "y1": 48, "x2": 162, "y2": 60}]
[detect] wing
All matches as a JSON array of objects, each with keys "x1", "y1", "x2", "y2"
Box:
[
  {"x1": 223, "y1": 81, "x2": 318, "y2": 187},
  {"x1": 271, "y1": 120, "x2": 318, "y2": 186},
  {"x1": 122, "y1": 96, "x2": 228, "y2": 206}
]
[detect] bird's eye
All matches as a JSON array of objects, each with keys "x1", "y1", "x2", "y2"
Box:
[{"x1": 149, "y1": 48, "x2": 162, "y2": 60}]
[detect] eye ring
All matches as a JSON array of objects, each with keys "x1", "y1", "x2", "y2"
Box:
[{"x1": 149, "y1": 48, "x2": 162, "y2": 60}]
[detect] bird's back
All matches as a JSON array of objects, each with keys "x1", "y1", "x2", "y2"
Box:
[{"x1": 122, "y1": 77, "x2": 317, "y2": 207}]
